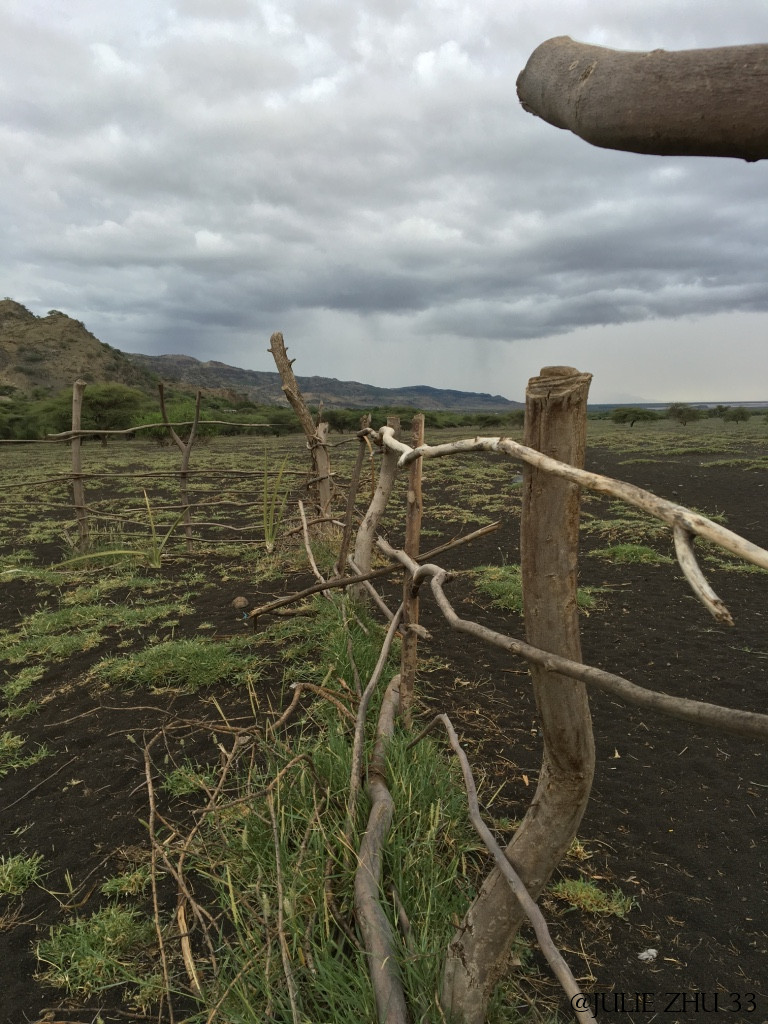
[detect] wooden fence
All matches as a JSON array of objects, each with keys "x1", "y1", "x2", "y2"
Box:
[
  {"x1": 248, "y1": 362, "x2": 768, "y2": 1024},
  {"x1": 1, "y1": 379, "x2": 348, "y2": 553}
]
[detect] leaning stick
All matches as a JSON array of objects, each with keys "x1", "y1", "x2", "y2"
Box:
[
  {"x1": 413, "y1": 713, "x2": 597, "y2": 1024},
  {"x1": 298, "y1": 499, "x2": 327, "y2": 588},
  {"x1": 673, "y1": 526, "x2": 734, "y2": 625},
  {"x1": 346, "y1": 607, "x2": 404, "y2": 836}
]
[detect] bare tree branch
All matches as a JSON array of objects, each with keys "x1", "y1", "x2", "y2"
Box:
[
  {"x1": 354, "y1": 676, "x2": 411, "y2": 1024},
  {"x1": 413, "y1": 713, "x2": 597, "y2": 1024},
  {"x1": 673, "y1": 525, "x2": 734, "y2": 625},
  {"x1": 376, "y1": 539, "x2": 768, "y2": 741},
  {"x1": 516, "y1": 37, "x2": 768, "y2": 162}
]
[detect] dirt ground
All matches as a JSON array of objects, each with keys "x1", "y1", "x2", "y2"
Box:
[{"x1": 1, "y1": 443, "x2": 767, "y2": 1024}]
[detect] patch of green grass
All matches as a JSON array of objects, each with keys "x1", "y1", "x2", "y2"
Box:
[
  {"x1": 549, "y1": 876, "x2": 635, "y2": 918},
  {"x1": 0, "y1": 851, "x2": 45, "y2": 896},
  {"x1": 163, "y1": 759, "x2": 220, "y2": 796},
  {"x1": 470, "y1": 564, "x2": 603, "y2": 615},
  {"x1": 581, "y1": 502, "x2": 668, "y2": 545},
  {"x1": 91, "y1": 636, "x2": 260, "y2": 691},
  {"x1": 99, "y1": 865, "x2": 151, "y2": 898},
  {"x1": 36, "y1": 904, "x2": 163, "y2": 1011},
  {"x1": 589, "y1": 543, "x2": 674, "y2": 566},
  {"x1": 0, "y1": 731, "x2": 50, "y2": 776},
  {"x1": 0, "y1": 598, "x2": 190, "y2": 668}
]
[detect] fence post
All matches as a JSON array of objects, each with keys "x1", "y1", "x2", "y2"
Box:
[
  {"x1": 400, "y1": 413, "x2": 424, "y2": 725},
  {"x1": 441, "y1": 365, "x2": 595, "y2": 1024},
  {"x1": 268, "y1": 332, "x2": 333, "y2": 524},
  {"x1": 70, "y1": 379, "x2": 89, "y2": 548}
]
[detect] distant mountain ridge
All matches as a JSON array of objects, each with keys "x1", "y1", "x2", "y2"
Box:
[
  {"x1": 0, "y1": 300, "x2": 521, "y2": 410},
  {"x1": 127, "y1": 352, "x2": 520, "y2": 410}
]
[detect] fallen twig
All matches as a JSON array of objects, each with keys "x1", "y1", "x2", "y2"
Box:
[{"x1": 247, "y1": 521, "x2": 501, "y2": 622}]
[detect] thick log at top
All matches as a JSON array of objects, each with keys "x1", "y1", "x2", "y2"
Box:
[{"x1": 517, "y1": 36, "x2": 768, "y2": 162}]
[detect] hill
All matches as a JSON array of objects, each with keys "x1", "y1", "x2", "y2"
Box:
[
  {"x1": 0, "y1": 300, "x2": 521, "y2": 410},
  {"x1": 0, "y1": 300, "x2": 157, "y2": 396},
  {"x1": 127, "y1": 352, "x2": 521, "y2": 411}
]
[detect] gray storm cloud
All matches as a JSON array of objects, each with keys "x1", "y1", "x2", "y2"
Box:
[{"x1": 2, "y1": 0, "x2": 768, "y2": 400}]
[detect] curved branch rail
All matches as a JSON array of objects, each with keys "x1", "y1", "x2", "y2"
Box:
[
  {"x1": 369, "y1": 427, "x2": 768, "y2": 623},
  {"x1": 377, "y1": 540, "x2": 768, "y2": 742}
]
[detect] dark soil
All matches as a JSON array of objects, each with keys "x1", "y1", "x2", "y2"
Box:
[{"x1": 1, "y1": 444, "x2": 767, "y2": 1024}]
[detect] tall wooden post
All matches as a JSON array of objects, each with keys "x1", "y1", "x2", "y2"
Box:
[
  {"x1": 71, "y1": 379, "x2": 89, "y2": 548},
  {"x1": 441, "y1": 366, "x2": 595, "y2": 1024},
  {"x1": 400, "y1": 414, "x2": 424, "y2": 725},
  {"x1": 268, "y1": 332, "x2": 333, "y2": 523}
]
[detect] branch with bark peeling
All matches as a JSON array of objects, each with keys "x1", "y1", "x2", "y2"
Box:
[{"x1": 367, "y1": 427, "x2": 768, "y2": 623}]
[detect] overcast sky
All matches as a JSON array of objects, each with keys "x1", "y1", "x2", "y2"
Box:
[{"x1": 3, "y1": 0, "x2": 767, "y2": 403}]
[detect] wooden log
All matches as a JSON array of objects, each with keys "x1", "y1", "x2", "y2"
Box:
[{"x1": 517, "y1": 36, "x2": 768, "y2": 161}]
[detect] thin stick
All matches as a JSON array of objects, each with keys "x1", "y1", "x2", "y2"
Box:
[
  {"x1": 345, "y1": 607, "x2": 404, "y2": 841},
  {"x1": 416, "y1": 714, "x2": 597, "y2": 1024},
  {"x1": 334, "y1": 432, "x2": 368, "y2": 576},
  {"x1": 347, "y1": 556, "x2": 396, "y2": 621},
  {"x1": 143, "y1": 745, "x2": 176, "y2": 1024},
  {"x1": 298, "y1": 499, "x2": 327, "y2": 587}
]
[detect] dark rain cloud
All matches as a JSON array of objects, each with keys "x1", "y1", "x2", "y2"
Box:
[{"x1": 2, "y1": 0, "x2": 768, "y2": 399}]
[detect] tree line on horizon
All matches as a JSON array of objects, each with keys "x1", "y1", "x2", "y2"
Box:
[{"x1": 0, "y1": 382, "x2": 763, "y2": 441}]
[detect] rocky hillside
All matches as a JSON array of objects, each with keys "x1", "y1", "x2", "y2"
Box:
[
  {"x1": 1, "y1": 300, "x2": 521, "y2": 410},
  {"x1": 0, "y1": 300, "x2": 156, "y2": 396}
]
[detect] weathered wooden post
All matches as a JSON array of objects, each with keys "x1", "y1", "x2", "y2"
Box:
[
  {"x1": 70, "y1": 379, "x2": 89, "y2": 548},
  {"x1": 441, "y1": 366, "x2": 595, "y2": 1024},
  {"x1": 268, "y1": 332, "x2": 333, "y2": 524},
  {"x1": 399, "y1": 413, "x2": 424, "y2": 725}
]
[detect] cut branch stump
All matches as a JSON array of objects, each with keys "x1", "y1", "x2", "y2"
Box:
[{"x1": 517, "y1": 36, "x2": 768, "y2": 161}]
